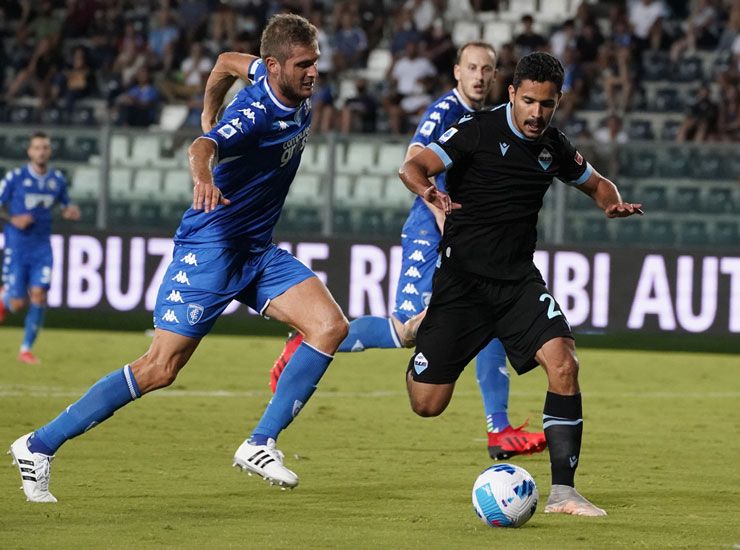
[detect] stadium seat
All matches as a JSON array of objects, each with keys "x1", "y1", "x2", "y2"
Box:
[
  {"x1": 619, "y1": 150, "x2": 655, "y2": 178},
  {"x1": 679, "y1": 220, "x2": 709, "y2": 247},
  {"x1": 50, "y1": 136, "x2": 68, "y2": 160},
  {"x1": 672, "y1": 57, "x2": 703, "y2": 82},
  {"x1": 131, "y1": 168, "x2": 163, "y2": 200},
  {"x1": 333, "y1": 208, "x2": 354, "y2": 233},
  {"x1": 561, "y1": 117, "x2": 589, "y2": 138},
  {"x1": 702, "y1": 188, "x2": 736, "y2": 214},
  {"x1": 337, "y1": 142, "x2": 376, "y2": 174},
  {"x1": 580, "y1": 217, "x2": 609, "y2": 243},
  {"x1": 109, "y1": 167, "x2": 132, "y2": 200},
  {"x1": 353, "y1": 174, "x2": 384, "y2": 205},
  {"x1": 614, "y1": 218, "x2": 643, "y2": 244},
  {"x1": 482, "y1": 21, "x2": 513, "y2": 49},
  {"x1": 714, "y1": 221, "x2": 739, "y2": 246},
  {"x1": 357, "y1": 208, "x2": 386, "y2": 234},
  {"x1": 70, "y1": 166, "x2": 100, "y2": 200},
  {"x1": 8, "y1": 105, "x2": 35, "y2": 124},
  {"x1": 452, "y1": 21, "x2": 481, "y2": 46},
  {"x1": 660, "y1": 119, "x2": 682, "y2": 141},
  {"x1": 65, "y1": 136, "x2": 99, "y2": 162},
  {"x1": 162, "y1": 169, "x2": 193, "y2": 203},
  {"x1": 131, "y1": 135, "x2": 162, "y2": 165},
  {"x1": 690, "y1": 151, "x2": 722, "y2": 180},
  {"x1": 333, "y1": 174, "x2": 354, "y2": 206},
  {"x1": 69, "y1": 106, "x2": 95, "y2": 126},
  {"x1": 656, "y1": 147, "x2": 690, "y2": 178},
  {"x1": 5, "y1": 135, "x2": 30, "y2": 159},
  {"x1": 641, "y1": 185, "x2": 669, "y2": 211},
  {"x1": 670, "y1": 186, "x2": 700, "y2": 212},
  {"x1": 278, "y1": 206, "x2": 321, "y2": 233},
  {"x1": 642, "y1": 51, "x2": 670, "y2": 81},
  {"x1": 644, "y1": 220, "x2": 676, "y2": 245},
  {"x1": 110, "y1": 135, "x2": 130, "y2": 164},
  {"x1": 361, "y1": 49, "x2": 392, "y2": 82},
  {"x1": 286, "y1": 172, "x2": 322, "y2": 206},
  {"x1": 627, "y1": 118, "x2": 655, "y2": 140},
  {"x1": 653, "y1": 88, "x2": 681, "y2": 112},
  {"x1": 371, "y1": 143, "x2": 406, "y2": 175}
]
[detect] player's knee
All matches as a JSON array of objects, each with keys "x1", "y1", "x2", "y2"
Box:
[
  {"x1": 320, "y1": 315, "x2": 349, "y2": 346},
  {"x1": 10, "y1": 298, "x2": 26, "y2": 312},
  {"x1": 409, "y1": 398, "x2": 445, "y2": 417},
  {"x1": 549, "y1": 356, "x2": 579, "y2": 387},
  {"x1": 132, "y1": 356, "x2": 181, "y2": 392},
  {"x1": 398, "y1": 325, "x2": 416, "y2": 348}
]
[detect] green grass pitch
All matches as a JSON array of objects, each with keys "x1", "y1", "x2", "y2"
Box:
[{"x1": 1, "y1": 327, "x2": 738, "y2": 549}]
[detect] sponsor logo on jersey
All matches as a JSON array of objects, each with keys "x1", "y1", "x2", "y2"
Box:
[
  {"x1": 217, "y1": 124, "x2": 237, "y2": 139},
  {"x1": 162, "y1": 309, "x2": 179, "y2": 323},
  {"x1": 167, "y1": 290, "x2": 184, "y2": 303},
  {"x1": 187, "y1": 303, "x2": 204, "y2": 325},
  {"x1": 402, "y1": 283, "x2": 419, "y2": 295},
  {"x1": 574, "y1": 150, "x2": 583, "y2": 165},
  {"x1": 180, "y1": 252, "x2": 198, "y2": 266},
  {"x1": 408, "y1": 250, "x2": 425, "y2": 262},
  {"x1": 499, "y1": 142, "x2": 510, "y2": 156},
  {"x1": 538, "y1": 148, "x2": 553, "y2": 170},
  {"x1": 172, "y1": 270, "x2": 191, "y2": 285},
  {"x1": 413, "y1": 353, "x2": 428, "y2": 374},
  {"x1": 438, "y1": 128, "x2": 458, "y2": 143},
  {"x1": 398, "y1": 300, "x2": 417, "y2": 312},
  {"x1": 404, "y1": 266, "x2": 422, "y2": 278}
]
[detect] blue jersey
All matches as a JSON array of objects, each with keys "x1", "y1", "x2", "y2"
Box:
[
  {"x1": 404, "y1": 88, "x2": 476, "y2": 233},
  {"x1": 174, "y1": 59, "x2": 312, "y2": 252},
  {"x1": 0, "y1": 164, "x2": 70, "y2": 247}
]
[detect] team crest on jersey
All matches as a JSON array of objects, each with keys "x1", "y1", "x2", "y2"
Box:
[
  {"x1": 187, "y1": 303, "x2": 204, "y2": 325},
  {"x1": 438, "y1": 127, "x2": 458, "y2": 143},
  {"x1": 538, "y1": 148, "x2": 553, "y2": 170},
  {"x1": 413, "y1": 353, "x2": 428, "y2": 374}
]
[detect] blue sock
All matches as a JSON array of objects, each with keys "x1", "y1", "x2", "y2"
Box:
[
  {"x1": 30, "y1": 365, "x2": 141, "y2": 455},
  {"x1": 476, "y1": 339, "x2": 511, "y2": 433},
  {"x1": 22, "y1": 304, "x2": 45, "y2": 351},
  {"x1": 337, "y1": 316, "x2": 401, "y2": 352},
  {"x1": 251, "y1": 342, "x2": 332, "y2": 442}
]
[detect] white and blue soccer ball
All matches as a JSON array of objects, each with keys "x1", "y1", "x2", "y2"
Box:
[{"x1": 472, "y1": 463, "x2": 538, "y2": 528}]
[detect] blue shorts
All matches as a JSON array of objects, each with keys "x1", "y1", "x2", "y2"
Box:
[
  {"x1": 1, "y1": 241, "x2": 53, "y2": 298},
  {"x1": 392, "y1": 229, "x2": 440, "y2": 323},
  {"x1": 153, "y1": 244, "x2": 315, "y2": 338}
]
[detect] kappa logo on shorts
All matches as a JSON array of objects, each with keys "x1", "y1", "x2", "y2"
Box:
[
  {"x1": 187, "y1": 303, "x2": 204, "y2": 325},
  {"x1": 402, "y1": 283, "x2": 419, "y2": 295},
  {"x1": 180, "y1": 252, "x2": 198, "y2": 266},
  {"x1": 167, "y1": 290, "x2": 184, "y2": 303},
  {"x1": 408, "y1": 250, "x2": 425, "y2": 262},
  {"x1": 172, "y1": 271, "x2": 191, "y2": 285},
  {"x1": 413, "y1": 353, "x2": 428, "y2": 374},
  {"x1": 162, "y1": 309, "x2": 179, "y2": 323},
  {"x1": 398, "y1": 300, "x2": 416, "y2": 313},
  {"x1": 404, "y1": 266, "x2": 422, "y2": 278}
]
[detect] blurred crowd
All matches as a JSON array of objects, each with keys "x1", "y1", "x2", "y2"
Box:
[{"x1": 0, "y1": 0, "x2": 738, "y2": 142}]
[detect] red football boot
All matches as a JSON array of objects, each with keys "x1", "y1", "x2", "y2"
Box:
[
  {"x1": 487, "y1": 420, "x2": 547, "y2": 460},
  {"x1": 269, "y1": 331, "x2": 303, "y2": 393},
  {"x1": 18, "y1": 350, "x2": 41, "y2": 365}
]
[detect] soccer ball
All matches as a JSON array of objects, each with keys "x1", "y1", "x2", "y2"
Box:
[{"x1": 472, "y1": 463, "x2": 538, "y2": 528}]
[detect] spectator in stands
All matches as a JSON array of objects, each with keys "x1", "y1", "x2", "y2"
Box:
[
  {"x1": 669, "y1": 0, "x2": 720, "y2": 62},
  {"x1": 340, "y1": 77, "x2": 378, "y2": 133},
  {"x1": 628, "y1": 0, "x2": 668, "y2": 53},
  {"x1": 63, "y1": 0, "x2": 99, "y2": 39},
  {"x1": 160, "y1": 42, "x2": 214, "y2": 103},
  {"x1": 576, "y1": 21, "x2": 604, "y2": 72},
  {"x1": 593, "y1": 114, "x2": 628, "y2": 176},
  {"x1": 384, "y1": 40, "x2": 437, "y2": 134},
  {"x1": 513, "y1": 14, "x2": 547, "y2": 59},
  {"x1": 558, "y1": 47, "x2": 587, "y2": 120},
  {"x1": 676, "y1": 84, "x2": 718, "y2": 142},
  {"x1": 51, "y1": 45, "x2": 94, "y2": 113},
  {"x1": 389, "y1": 9, "x2": 421, "y2": 58},
  {"x1": 550, "y1": 19, "x2": 577, "y2": 61},
  {"x1": 174, "y1": 0, "x2": 210, "y2": 44},
  {"x1": 17, "y1": 1, "x2": 61, "y2": 47},
  {"x1": 332, "y1": 11, "x2": 369, "y2": 71},
  {"x1": 148, "y1": 8, "x2": 180, "y2": 73},
  {"x1": 596, "y1": 41, "x2": 633, "y2": 113},
  {"x1": 403, "y1": 0, "x2": 439, "y2": 34},
  {"x1": 3, "y1": 37, "x2": 60, "y2": 107},
  {"x1": 422, "y1": 18, "x2": 457, "y2": 76},
  {"x1": 488, "y1": 41, "x2": 517, "y2": 105},
  {"x1": 115, "y1": 67, "x2": 160, "y2": 127},
  {"x1": 715, "y1": 76, "x2": 740, "y2": 142}
]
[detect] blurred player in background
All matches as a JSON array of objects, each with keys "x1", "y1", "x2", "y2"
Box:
[
  {"x1": 271, "y1": 42, "x2": 546, "y2": 461},
  {"x1": 0, "y1": 131, "x2": 80, "y2": 364},
  {"x1": 399, "y1": 52, "x2": 643, "y2": 516},
  {"x1": 9, "y1": 14, "x2": 348, "y2": 503}
]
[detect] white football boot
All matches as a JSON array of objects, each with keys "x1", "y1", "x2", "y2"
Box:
[
  {"x1": 544, "y1": 485, "x2": 606, "y2": 516},
  {"x1": 9, "y1": 433, "x2": 57, "y2": 503},
  {"x1": 233, "y1": 438, "x2": 299, "y2": 489}
]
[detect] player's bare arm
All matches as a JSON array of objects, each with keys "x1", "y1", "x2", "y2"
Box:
[
  {"x1": 578, "y1": 169, "x2": 644, "y2": 218},
  {"x1": 9, "y1": 212, "x2": 34, "y2": 230},
  {"x1": 188, "y1": 137, "x2": 231, "y2": 213},
  {"x1": 405, "y1": 144, "x2": 446, "y2": 231},
  {"x1": 61, "y1": 204, "x2": 81, "y2": 220},
  {"x1": 201, "y1": 52, "x2": 259, "y2": 132},
  {"x1": 399, "y1": 147, "x2": 461, "y2": 214}
]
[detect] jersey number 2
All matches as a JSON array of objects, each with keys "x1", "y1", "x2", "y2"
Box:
[{"x1": 539, "y1": 293, "x2": 562, "y2": 319}]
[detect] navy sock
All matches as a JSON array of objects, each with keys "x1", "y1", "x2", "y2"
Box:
[
  {"x1": 476, "y1": 339, "x2": 510, "y2": 432},
  {"x1": 22, "y1": 304, "x2": 46, "y2": 351},
  {"x1": 251, "y1": 342, "x2": 332, "y2": 441},
  {"x1": 337, "y1": 316, "x2": 401, "y2": 352},
  {"x1": 543, "y1": 392, "x2": 583, "y2": 487},
  {"x1": 30, "y1": 365, "x2": 141, "y2": 455}
]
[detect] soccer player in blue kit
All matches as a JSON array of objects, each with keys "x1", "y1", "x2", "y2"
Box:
[
  {"x1": 271, "y1": 42, "x2": 546, "y2": 460},
  {"x1": 0, "y1": 132, "x2": 81, "y2": 364},
  {"x1": 9, "y1": 14, "x2": 349, "y2": 502}
]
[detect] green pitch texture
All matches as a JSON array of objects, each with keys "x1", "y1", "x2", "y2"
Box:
[{"x1": 1, "y1": 328, "x2": 738, "y2": 549}]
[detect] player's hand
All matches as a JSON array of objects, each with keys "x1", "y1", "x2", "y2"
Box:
[
  {"x1": 605, "y1": 202, "x2": 644, "y2": 218},
  {"x1": 422, "y1": 185, "x2": 461, "y2": 215},
  {"x1": 10, "y1": 213, "x2": 34, "y2": 230},
  {"x1": 193, "y1": 180, "x2": 231, "y2": 213},
  {"x1": 62, "y1": 204, "x2": 81, "y2": 221}
]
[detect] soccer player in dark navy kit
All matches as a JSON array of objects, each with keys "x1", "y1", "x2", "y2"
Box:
[
  {"x1": 10, "y1": 15, "x2": 349, "y2": 502},
  {"x1": 0, "y1": 132, "x2": 81, "y2": 364},
  {"x1": 399, "y1": 52, "x2": 643, "y2": 516},
  {"x1": 270, "y1": 42, "x2": 546, "y2": 460}
]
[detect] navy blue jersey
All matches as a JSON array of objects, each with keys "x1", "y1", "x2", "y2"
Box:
[
  {"x1": 0, "y1": 164, "x2": 70, "y2": 247},
  {"x1": 174, "y1": 59, "x2": 312, "y2": 252},
  {"x1": 404, "y1": 88, "x2": 476, "y2": 232}
]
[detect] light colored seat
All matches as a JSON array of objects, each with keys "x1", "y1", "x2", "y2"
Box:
[
  {"x1": 352, "y1": 175, "x2": 384, "y2": 205},
  {"x1": 337, "y1": 142, "x2": 376, "y2": 174},
  {"x1": 370, "y1": 143, "x2": 406, "y2": 175},
  {"x1": 130, "y1": 135, "x2": 162, "y2": 165},
  {"x1": 70, "y1": 166, "x2": 100, "y2": 199},
  {"x1": 286, "y1": 172, "x2": 321, "y2": 206},
  {"x1": 109, "y1": 167, "x2": 133, "y2": 199},
  {"x1": 163, "y1": 169, "x2": 193, "y2": 203},
  {"x1": 131, "y1": 168, "x2": 163, "y2": 200},
  {"x1": 482, "y1": 21, "x2": 513, "y2": 49},
  {"x1": 110, "y1": 135, "x2": 129, "y2": 164},
  {"x1": 158, "y1": 105, "x2": 189, "y2": 131},
  {"x1": 333, "y1": 174, "x2": 354, "y2": 206},
  {"x1": 452, "y1": 21, "x2": 481, "y2": 46},
  {"x1": 383, "y1": 176, "x2": 414, "y2": 209}
]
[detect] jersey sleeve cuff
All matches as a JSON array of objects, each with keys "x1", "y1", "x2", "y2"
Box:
[
  {"x1": 248, "y1": 58, "x2": 263, "y2": 80},
  {"x1": 567, "y1": 162, "x2": 593, "y2": 186},
  {"x1": 427, "y1": 143, "x2": 453, "y2": 170}
]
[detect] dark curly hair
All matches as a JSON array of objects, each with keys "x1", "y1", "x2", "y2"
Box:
[{"x1": 512, "y1": 52, "x2": 564, "y2": 91}]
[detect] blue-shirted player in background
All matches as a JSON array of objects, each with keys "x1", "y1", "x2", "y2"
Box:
[
  {"x1": 0, "y1": 131, "x2": 81, "y2": 365},
  {"x1": 9, "y1": 14, "x2": 349, "y2": 502},
  {"x1": 271, "y1": 43, "x2": 546, "y2": 461}
]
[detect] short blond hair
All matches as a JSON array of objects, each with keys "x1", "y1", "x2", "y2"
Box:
[
  {"x1": 455, "y1": 42, "x2": 497, "y2": 65},
  {"x1": 260, "y1": 14, "x2": 319, "y2": 64}
]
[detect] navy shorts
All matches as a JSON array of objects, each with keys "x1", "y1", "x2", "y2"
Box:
[{"x1": 153, "y1": 244, "x2": 315, "y2": 338}]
